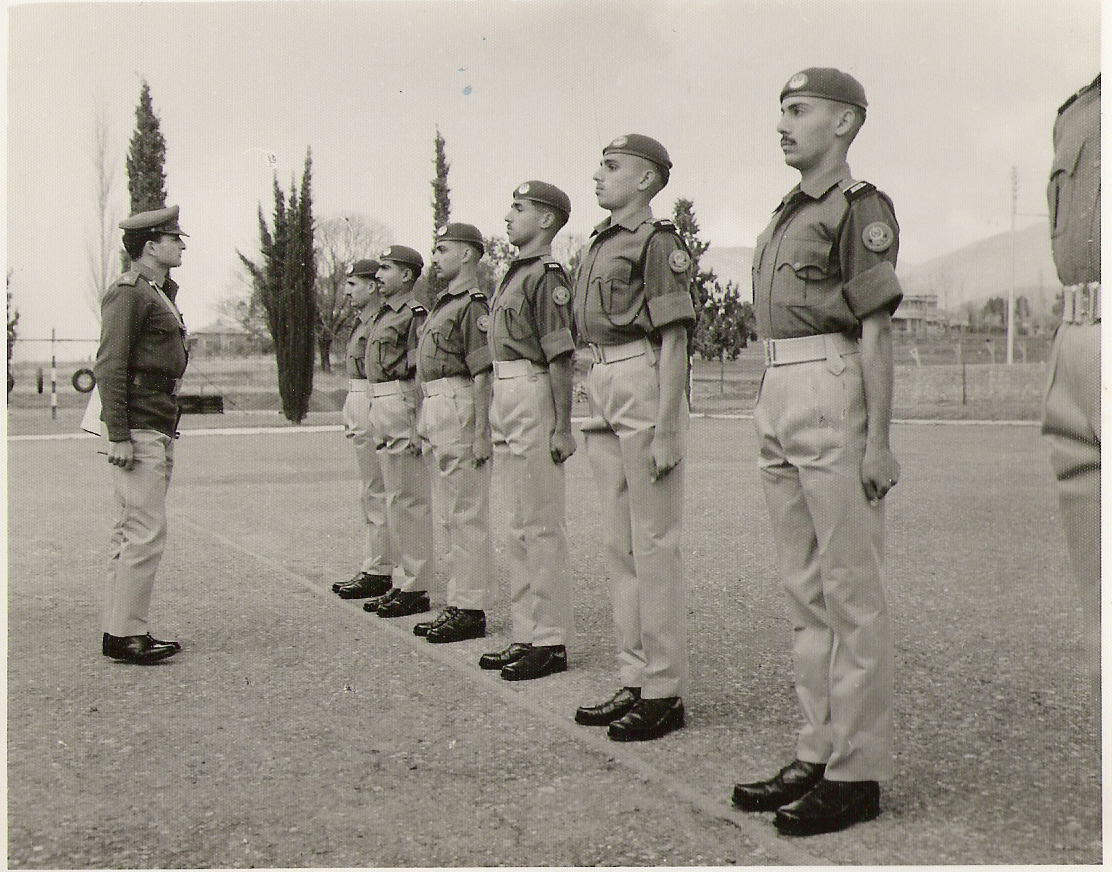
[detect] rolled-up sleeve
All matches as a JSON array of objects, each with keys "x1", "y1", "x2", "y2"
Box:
[
  {"x1": 533, "y1": 269, "x2": 575, "y2": 361},
  {"x1": 643, "y1": 233, "x2": 696, "y2": 330},
  {"x1": 840, "y1": 192, "x2": 903, "y2": 319},
  {"x1": 462, "y1": 299, "x2": 493, "y2": 375}
]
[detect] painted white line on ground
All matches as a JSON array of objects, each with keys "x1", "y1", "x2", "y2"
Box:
[{"x1": 175, "y1": 512, "x2": 830, "y2": 867}]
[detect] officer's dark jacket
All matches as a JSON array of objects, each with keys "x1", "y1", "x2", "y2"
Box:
[
  {"x1": 1048, "y1": 74, "x2": 1100, "y2": 286},
  {"x1": 94, "y1": 262, "x2": 189, "y2": 441}
]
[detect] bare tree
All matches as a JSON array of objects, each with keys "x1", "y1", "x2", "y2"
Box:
[
  {"x1": 84, "y1": 97, "x2": 122, "y2": 323},
  {"x1": 315, "y1": 214, "x2": 392, "y2": 371}
]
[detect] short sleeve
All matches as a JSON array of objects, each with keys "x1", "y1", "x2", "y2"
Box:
[
  {"x1": 462, "y1": 297, "x2": 493, "y2": 375},
  {"x1": 532, "y1": 266, "x2": 575, "y2": 361},
  {"x1": 840, "y1": 191, "x2": 903, "y2": 319},
  {"x1": 643, "y1": 231, "x2": 696, "y2": 329}
]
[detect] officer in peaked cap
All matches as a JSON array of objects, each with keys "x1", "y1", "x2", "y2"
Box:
[
  {"x1": 333, "y1": 257, "x2": 394, "y2": 601},
  {"x1": 572, "y1": 135, "x2": 695, "y2": 742},
  {"x1": 411, "y1": 221, "x2": 494, "y2": 643},
  {"x1": 94, "y1": 206, "x2": 190, "y2": 665},
  {"x1": 478, "y1": 181, "x2": 577, "y2": 682},
  {"x1": 732, "y1": 68, "x2": 902, "y2": 836}
]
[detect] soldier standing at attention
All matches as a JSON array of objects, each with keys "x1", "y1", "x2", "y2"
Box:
[
  {"x1": 479, "y1": 182, "x2": 577, "y2": 681},
  {"x1": 413, "y1": 223, "x2": 495, "y2": 643},
  {"x1": 360, "y1": 246, "x2": 436, "y2": 619},
  {"x1": 571, "y1": 135, "x2": 695, "y2": 742},
  {"x1": 333, "y1": 259, "x2": 394, "y2": 601},
  {"x1": 1041, "y1": 74, "x2": 1100, "y2": 721},
  {"x1": 95, "y1": 206, "x2": 190, "y2": 665},
  {"x1": 731, "y1": 69, "x2": 902, "y2": 836}
]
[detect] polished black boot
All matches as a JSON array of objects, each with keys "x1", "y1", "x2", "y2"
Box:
[
  {"x1": 574, "y1": 687, "x2": 640, "y2": 726},
  {"x1": 376, "y1": 590, "x2": 430, "y2": 618},
  {"x1": 774, "y1": 779, "x2": 880, "y2": 836},
  {"x1": 500, "y1": 645, "x2": 567, "y2": 681},
  {"x1": 336, "y1": 572, "x2": 392, "y2": 599},
  {"x1": 731, "y1": 759, "x2": 826, "y2": 812},
  {"x1": 478, "y1": 642, "x2": 532, "y2": 670},
  {"x1": 607, "y1": 696, "x2": 684, "y2": 741},
  {"x1": 426, "y1": 609, "x2": 485, "y2": 643},
  {"x1": 414, "y1": 607, "x2": 459, "y2": 637}
]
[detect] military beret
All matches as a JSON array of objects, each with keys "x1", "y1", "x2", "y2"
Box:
[
  {"x1": 780, "y1": 68, "x2": 868, "y2": 111},
  {"x1": 435, "y1": 222, "x2": 485, "y2": 253},
  {"x1": 602, "y1": 134, "x2": 673, "y2": 171},
  {"x1": 379, "y1": 245, "x2": 424, "y2": 272},
  {"x1": 513, "y1": 181, "x2": 571, "y2": 218},
  {"x1": 119, "y1": 205, "x2": 189, "y2": 237},
  {"x1": 346, "y1": 259, "x2": 380, "y2": 278}
]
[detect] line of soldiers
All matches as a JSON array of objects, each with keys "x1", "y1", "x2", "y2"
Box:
[{"x1": 94, "y1": 66, "x2": 1097, "y2": 841}]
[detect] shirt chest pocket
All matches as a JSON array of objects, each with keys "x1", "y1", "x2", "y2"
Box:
[
  {"x1": 146, "y1": 308, "x2": 183, "y2": 338},
  {"x1": 592, "y1": 260, "x2": 642, "y2": 327},
  {"x1": 776, "y1": 235, "x2": 836, "y2": 304},
  {"x1": 494, "y1": 293, "x2": 535, "y2": 342}
]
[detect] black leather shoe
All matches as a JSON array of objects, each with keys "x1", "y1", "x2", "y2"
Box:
[
  {"x1": 337, "y1": 572, "x2": 393, "y2": 599},
  {"x1": 363, "y1": 588, "x2": 398, "y2": 612},
  {"x1": 102, "y1": 633, "x2": 179, "y2": 665},
  {"x1": 376, "y1": 590, "x2": 430, "y2": 618},
  {"x1": 414, "y1": 606, "x2": 459, "y2": 637},
  {"x1": 732, "y1": 759, "x2": 827, "y2": 812},
  {"x1": 501, "y1": 645, "x2": 567, "y2": 681},
  {"x1": 774, "y1": 779, "x2": 880, "y2": 836},
  {"x1": 574, "y1": 687, "x2": 640, "y2": 726},
  {"x1": 479, "y1": 642, "x2": 532, "y2": 670},
  {"x1": 145, "y1": 633, "x2": 181, "y2": 652},
  {"x1": 607, "y1": 696, "x2": 684, "y2": 741},
  {"x1": 426, "y1": 609, "x2": 485, "y2": 643}
]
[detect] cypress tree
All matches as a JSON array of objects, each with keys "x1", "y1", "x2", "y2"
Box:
[
  {"x1": 428, "y1": 127, "x2": 452, "y2": 298},
  {"x1": 239, "y1": 150, "x2": 316, "y2": 423},
  {"x1": 126, "y1": 79, "x2": 168, "y2": 214}
]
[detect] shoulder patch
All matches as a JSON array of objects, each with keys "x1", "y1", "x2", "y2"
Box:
[
  {"x1": 843, "y1": 180, "x2": 877, "y2": 203},
  {"x1": 551, "y1": 285, "x2": 571, "y2": 306},
  {"x1": 862, "y1": 221, "x2": 895, "y2": 253},
  {"x1": 476, "y1": 313, "x2": 489, "y2": 332},
  {"x1": 668, "y1": 249, "x2": 692, "y2": 273}
]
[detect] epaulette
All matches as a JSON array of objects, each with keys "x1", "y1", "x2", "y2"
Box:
[
  {"x1": 117, "y1": 268, "x2": 141, "y2": 287},
  {"x1": 542, "y1": 259, "x2": 569, "y2": 278},
  {"x1": 468, "y1": 289, "x2": 488, "y2": 303},
  {"x1": 1058, "y1": 74, "x2": 1100, "y2": 115},
  {"x1": 408, "y1": 300, "x2": 427, "y2": 314},
  {"x1": 652, "y1": 218, "x2": 679, "y2": 233},
  {"x1": 842, "y1": 180, "x2": 877, "y2": 203}
]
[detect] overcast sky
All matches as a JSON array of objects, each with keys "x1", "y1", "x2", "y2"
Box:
[{"x1": 6, "y1": 0, "x2": 1101, "y2": 357}]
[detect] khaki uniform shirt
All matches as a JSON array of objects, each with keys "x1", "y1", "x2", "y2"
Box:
[
  {"x1": 345, "y1": 298, "x2": 382, "y2": 380},
  {"x1": 752, "y1": 163, "x2": 903, "y2": 340},
  {"x1": 416, "y1": 284, "x2": 493, "y2": 381},
  {"x1": 1048, "y1": 75, "x2": 1100, "y2": 285},
  {"x1": 573, "y1": 207, "x2": 695, "y2": 346},
  {"x1": 365, "y1": 294, "x2": 427, "y2": 384},
  {"x1": 490, "y1": 252, "x2": 575, "y2": 363},
  {"x1": 93, "y1": 262, "x2": 189, "y2": 442}
]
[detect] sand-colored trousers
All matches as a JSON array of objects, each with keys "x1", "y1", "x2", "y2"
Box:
[{"x1": 343, "y1": 385, "x2": 392, "y2": 575}]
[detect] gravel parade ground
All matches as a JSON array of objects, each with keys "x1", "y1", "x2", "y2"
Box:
[{"x1": 7, "y1": 415, "x2": 1102, "y2": 866}]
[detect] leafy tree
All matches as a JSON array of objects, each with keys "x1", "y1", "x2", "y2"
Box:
[
  {"x1": 240, "y1": 150, "x2": 317, "y2": 423},
  {"x1": 85, "y1": 96, "x2": 122, "y2": 323},
  {"x1": 671, "y1": 197, "x2": 752, "y2": 389},
  {"x1": 479, "y1": 234, "x2": 515, "y2": 295},
  {"x1": 428, "y1": 127, "x2": 451, "y2": 297},
  {"x1": 315, "y1": 214, "x2": 391, "y2": 371},
  {"x1": 7, "y1": 272, "x2": 19, "y2": 374},
  {"x1": 126, "y1": 79, "x2": 167, "y2": 214},
  {"x1": 980, "y1": 296, "x2": 1007, "y2": 331}
]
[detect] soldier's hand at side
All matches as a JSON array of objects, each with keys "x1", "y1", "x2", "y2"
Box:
[
  {"x1": 650, "y1": 429, "x2": 682, "y2": 482},
  {"x1": 405, "y1": 427, "x2": 423, "y2": 457},
  {"x1": 550, "y1": 428, "x2": 577, "y2": 464},
  {"x1": 107, "y1": 439, "x2": 135, "y2": 471},
  {"x1": 473, "y1": 432, "x2": 492, "y2": 467},
  {"x1": 861, "y1": 444, "x2": 900, "y2": 503}
]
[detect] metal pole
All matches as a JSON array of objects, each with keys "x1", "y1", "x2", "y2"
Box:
[
  {"x1": 1007, "y1": 167, "x2": 1017, "y2": 365},
  {"x1": 50, "y1": 328, "x2": 57, "y2": 420}
]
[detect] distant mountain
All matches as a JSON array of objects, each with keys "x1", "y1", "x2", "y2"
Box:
[{"x1": 898, "y1": 223, "x2": 1060, "y2": 315}]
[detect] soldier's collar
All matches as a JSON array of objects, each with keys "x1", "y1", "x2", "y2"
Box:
[
  {"x1": 132, "y1": 260, "x2": 166, "y2": 291},
  {"x1": 593, "y1": 205, "x2": 653, "y2": 236},
  {"x1": 439, "y1": 281, "x2": 480, "y2": 300},
  {"x1": 510, "y1": 247, "x2": 551, "y2": 266},
  {"x1": 793, "y1": 162, "x2": 852, "y2": 201},
  {"x1": 384, "y1": 291, "x2": 412, "y2": 312}
]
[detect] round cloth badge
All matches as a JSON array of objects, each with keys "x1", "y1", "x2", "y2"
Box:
[
  {"x1": 476, "y1": 314, "x2": 489, "y2": 332},
  {"x1": 669, "y1": 249, "x2": 692, "y2": 273},
  {"x1": 552, "y1": 286, "x2": 571, "y2": 306},
  {"x1": 788, "y1": 73, "x2": 808, "y2": 89},
  {"x1": 862, "y1": 222, "x2": 894, "y2": 253}
]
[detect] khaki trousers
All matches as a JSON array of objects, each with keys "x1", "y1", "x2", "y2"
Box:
[
  {"x1": 582, "y1": 351, "x2": 689, "y2": 699},
  {"x1": 490, "y1": 362, "x2": 574, "y2": 647},
  {"x1": 419, "y1": 377, "x2": 493, "y2": 610},
  {"x1": 368, "y1": 381, "x2": 435, "y2": 592},
  {"x1": 754, "y1": 352, "x2": 895, "y2": 782},
  {"x1": 343, "y1": 385, "x2": 392, "y2": 575},
  {"x1": 1042, "y1": 323, "x2": 1101, "y2": 708},
  {"x1": 103, "y1": 429, "x2": 174, "y2": 637}
]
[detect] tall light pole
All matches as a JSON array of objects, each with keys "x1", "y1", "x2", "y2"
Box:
[{"x1": 1007, "y1": 166, "x2": 1017, "y2": 365}]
